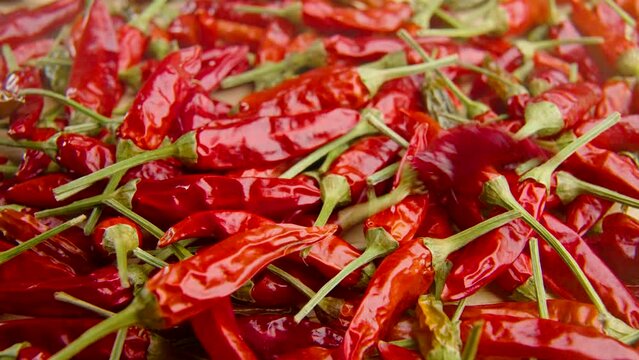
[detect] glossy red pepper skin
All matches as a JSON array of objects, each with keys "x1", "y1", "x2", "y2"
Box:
[
  {"x1": 191, "y1": 297, "x2": 258, "y2": 360},
  {"x1": 529, "y1": 82, "x2": 603, "y2": 129},
  {"x1": 14, "y1": 128, "x2": 56, "y2": 181},
  {"x1": 197, "y1": 45, "x2": 250, "y2": 92},
  {"x1": 364, "y1": 195, "x2": 429, "y2": 246},
  {"x1": 55, "y1": 134, "x2": 115, "y2": 176},
  {"x1": 598, "y1": 213, "x2": 639, "y2": 285},
  {"x1": 132, "y1": 175, "x2": 321, "y2": 225},
  {"x1": 198, "y1": 14, "x2": 266, "y2": 48},
  {"x1": 595, "y1": 79, "x2": 635, "y2": 118},
  {"x1": 0, "y1": 239, "x2": 76, "y2": 284},
  {"x1": 0, "y1": 266, "x2": 133, "y2": 317},
  {"x1": 237, "y1": 314, "x2": 344, "y2": 359},
  {"x1": 563, "y1": 144, "x2": 639, "y2": 199},
  {"x1": 5, "y1": 67, "x2": 44, "y2": 140},
  {"x1": 540, "y1": 213, "x2": 639, "y2": 327},
  {"x1": 117, "y1": 46, "x2": 202, "y2": 150},
  {"x1": 145, "y1": 224, "x2": 338, "y2": 326},
  {"x1": 6, "y1": 173, "x2": 100, "y2": 209},
  {"x1": 0, "y1": 209, "x2": 96, "y2": 275},
  {"x1": 11, "y1": 39, "x2": 54, "y2": 66},
  {"x1": 462, "y1": 315, "x2": 639, "y2": 360},
  {"x1": 0, "y1": 0, "x2": 82, "y2": 47},
  {"x1": 376, "y1": 341, "x2": 421, "y2": 360},
  {"x1": 192, "y1": 108, "x2": 361, "y2": 171},
  {"x1": 336, "y1": 238, "x2": 434, "y2": 360},
  {"x1": 500, "y1": 0, "x2": 550, "y2": 37},
  {"x1": 0, "y1": 318, "x2": 149, "y2": 360},
  {"x1": 117, "y1": 24, "x2": 148, "y2": 71},
  {"x1": 121, "y1": 160, "x2": 184, "y2": 184},
  {"x1": 238, "y1": 66, "x2": 369, "y2": 117},
  {"x1": 494, "y1": 251, "x2": 534, "y2": 295},
  {"x1": 565, "y1": 195, "x2": 612, "y2": 236},
  {"x1": 371, "y1": 77, "x2": 423, "y2": 139},
  {"x1": 301, "y1": 0, "x2": 411, "y2": 34},
  {"x1": 167, "y1": 87, "x2": 231, "y2": 140},
  {"x1": 168, "y1": 14, "x2": 204, "y2": 47},
  {"x1": 17, "y1": 346, "x2": 50, "y2": 360},
  {"x1": 442, "y1": 179, "x2": 547, "y2": 301},
  {"x1": 66, "y1": 0, "x2": 119, "y2": 117},
  {"x1": 257, "y1": 19, "x2": 294, "y2": 64},
  {"x1": 273, "y1": 346, "x2": 334, "y2": 360},
  {"x1": 549, "y1": 19, "x2": 601, "y2": 83},
  {"x1": 247, "y1": 261, "x2": 319, "y2": 307},
  {"x1": 575, "y1": 115, "x2": 639, "y2": 153}
]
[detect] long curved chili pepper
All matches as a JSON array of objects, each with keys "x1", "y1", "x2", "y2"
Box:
[
  {"x1": 575, "y1": 115, "x2": 639, "y2": 153},
  {"x1": 0, "y1": 318, "x2": 149, "y2": 360},
  {"x1": 48, "y1": 223, "x2": 338, "y2": 360},
  {"x1": 66, "y1": 0, "x2": 119, "y2": 117},
  {"x1": 117, "y1": 46, "x2": 202, "y2": 150},
  {"x1": 5, "y1": 67, "x2": 44, "y2": 140},
  {"x1": 539, "y1": 213, "x2": 639, "y2": 327},
  {"x1": 0, "y1": 209, "x2": 96, "y2": 275},
  {"x1": 167, "y1": 86, "x2": 231, "y2": 139},
  {"x1": 371, "y1": 77, "x2": 423, "y2": 139},
  {"x1": 0, "y1": 239, "x2": 76, "y2": 283},
  {"x1": 0, "y1": 0, "x2": 82, "y2": 47},
  {"x1": 565, "y1": 195, "x2": 612, "y2": 236},
  {"x1": 548, "y1": 19, "x2": 601, "y2": 83},
  {"x1": 236, "y1": 314, "x2": 344, "y2": 358},
  {"x1": 460, "y1": 315, "x2": 639, "y2": 360},
  {"x1": 198, "y1": 13, "x2": 266, "y2": 48},
  {"x1": 571, "y1": 0, "x2": 639, "y2": 76},
  {"x1": 0, "y1": 265, "x2": 134, "y2": 317},
  {"x1": 597, "y1": 213, "x2": 639, "y2": 285},
  {"x1": 191, "y1": 296, "x2": 258, "y2": 360},
  {"x1": 197, "y1": 45, "x2": 250, "y2": 92},
  {"x1": 5, "y1": 173, "x2": 100, "y2": 209}
]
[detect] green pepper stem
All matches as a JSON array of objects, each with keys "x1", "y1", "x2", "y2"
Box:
[
  {"x1": 367, "y1": 162, "x2": 400, "y2": 187},
  {"x1": 357, "y1": 55, "x2": 458, "y2": 96},
  {"x1": 389, "y1": 338, "x2": 418, "y2": 349},
  {"x1": 459, "y1": 63, "x2": 527, "y2": 94},
  {"x1": 169, "y1": 242, "x2": 194, "y2": 260},
  {"x1": 108, "y1": 328, "x2": 128, "y2": 360},
  {"x1": 118, "y1": 65, "x2": 142, "y2": 88},
  {"x1": 104, "y1": 199, "x2": 164, "y2": 239},
  {"x1": 49, "y1": 295, "x2": 149, "y2": 360},
  {"x1": 318, "y1": 144, "x2": 349, "y2": 174},
  {"x1": 555, "y1": 171, "x2": 639, "y2": 208},
  {"x1": 520, "y1": 112, "x2": 621, "y2": 189},
  {"x1": 18, "y1": 88, "x2": 115, "y2": 126},
  {"x1": 103, "y1": 224, "x2": 140, "y2": 288},
  {"x1": 451, "y1": 298, "x2": 468, "y2": 323},
  {"x1": 398, "y1": 29, "x2": 489, "y2": 118},
  {"x1": 0, "y1": 215, "x2": 85, "y2": 265},
  {"x1": 0, "y1": 164, "x2": 18, "y2": 176},
  {"x1": 315, "y1": 174, "x2": 351, "y2": 227},
  {"x1": 129, "y1": 0, "x2": 167, "y2": 33},
  {"x1": 53, "y1": 132, "x2": 196, "y2": 201},
  {"x1": 362, "y1": 109, "x2": 409, "y2": 148},
  {"x1": 84, "y1": 171, "x2": 126, "y2": 235},
  {"x1": 417, "y1": 26, "x2": 495, "y2": 38},
  {"x1": 482, "y1": 176, "x2": 609, "y2": 316},
  {"x1": 461, "y1": 321, "x2": 484, "y2": 360},
  {"x1": 411, "y1": 0, "x2": 445, "y2": 28},
  {"x1": 294, "y1": 227, "x2": 399, "y2": 323},
  {"x1": 0, "y1": 342, "x2": 31, "y2": 357},
  {"x1": 54, "y1": 291, "x2": 115, "y2": 317},
  {"x1": 434, "y1": 9, "x2": 464, "y2": 28},
  {"x1": 0, "y1": 137, "x2": 56, "y2": 152},
  {"x1": 337, "y1": 167, "x2": 422, "y2": 231},
  {"x1": 279, "y1": 119, "x2": 378, "y2": 179},
  {"x1": 31, "y1": 57, "x2": 73, "y2": 67},
  {"x1": 601, "y1": 0, "x2": 637, "y2": 28},
  {"x1": 234, "y1": 3, "x2": 303, "y2": 25},
  {"x1": 515, "y1": 37, "x2": 603, "y2": 60},
  {"x1": 529, "y1": 238, "x2": 549, "y2": 319},
  {"x1": 132, "y1": 248, "x2": 168, "y2": 268},
  {"x1": 2, "y1": 45, "x2": 18, "y2": 73},
  {"x1": 514, "y1": 101, "x2": 564, "y2": 140}
]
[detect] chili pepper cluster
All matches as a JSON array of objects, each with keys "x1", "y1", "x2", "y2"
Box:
[{"x1": 2, "y1": 0, "x2": 639, "y2": 359}]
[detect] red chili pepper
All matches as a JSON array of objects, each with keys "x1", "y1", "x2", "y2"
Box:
[
  {"x1": 13, "y1": 129, "x2": 56, "y2": 181},
  {"x1": 460, "y1": 315, "x2": 639, "y2": 360},
  {"x1": 11, "y1": 39, "x2": 54, "y2": 66},
  {"x1": 539, "y1": 213, "x2": 639, "y2": 327},
  {"x1": 196, "y1": 45, "x2": 250, "y2": 92},
  {"x1": 168, "y1": 14, "x2": 204, "y2": 47},
  {"x1": 565, "y1": 195, "x2": 612, "y2": 236},
  {"x1": 0, "y1": 318, "x2": 149, "y2": 360},
  {"x1": 188, "y1": 0, "x2": 275, "y2": 27},
  {"x1": 5, "y1": 67, "x2": 44, "y2": 140},
  {"x1": 364, "y1": 195, "x2": 429, "y2": 246},
  {"x1": 0, "y1": 209, "x2": 96, "y2": 275},
  {"x1": 595, "y1": 79, "x2": 636, "y2": 118},
  {"x1": 257, "y1": 19, "x2": 295, "y2": 64},
  {"x1": 548, "y1": 19, "x2": 602, "y2": 83},
  {"x1": 499, "y1": 0, "x2": 550, "y2": 37},
  {"x1": 273, "y1": 346, "x2": 334, "y2": 360},
  {"x1": 198, "y1": 13, "x2": 266, "y2": 48},
  {"x1": 571, "y1": 0, "x2": 639, "y2": 76},
  {"x1": 0, "y1": 0, "x2": 82, "y2": 47},
  {"x1": 575, "y1": 115, "x2": 639, "y2": 153},
  {"x1": 117, "y1": 46, "x2": 202, "y2": 150},
  {"x1": 528, "y1": 53, "x2": 571, "y2": 96},
  {"x1": 376, "y1": 341, "x2": 421, "y2": 360},
  {"x1": 246, "y1": 262, "x2": 320, "y2": 308},
  {"x1": 17, "y1": 346, "x2": 51, "y2": 360},
  {"x1": 494, "y1": 251, "x2": 534, "y2": 295},
  {"x1": 167, "y1": 87, "x2": 230, "y2": 139},
  {"x1": 336, "y1": 238, "x2": 434, "y2": 360},
  {"x1": 0, "y1": 265, "x2": 133, "y2": 317},
  {"x1": 121, "y1": 160, "x2": 184, "y2": 184},
  {"x1": 597, "y1": 213, "x2": 639, "y2": 285},
  {"x1": 370, "y1": 77, "x2": 423, "y2": 139},
  {"x1": 117, "y1": 24, "x2": 149, "y2": 72},
  {"x1": 66, "y1": 0, "x2": 119, "y2": 117},
  {"x1": 191, "y1": 296, "x2": 258, "y2": 360},
  {"x1": 0, "y1": 239, "x2": 76, "y2": 284},
  {"x1": 237, "y1": 314, "x2": 344, "y2": 358},
  {"x1": 415, "y1": 198, "x2": 455, "y2": 239},
  {"x1": 55, "y1": 133, "x2": 115, "y2": 176},
  {"x1": 5, "y1": 173, "x2": 100, "y2": 209}
]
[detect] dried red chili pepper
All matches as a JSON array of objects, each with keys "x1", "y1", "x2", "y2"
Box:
[
  {"x1": 565, "y1": 195, "x2": 612, "y2": 236},
  {"x1": 168, "y1": 14, "x2": 203, "y2": 47},
  {"x1": 595, "y1": 79, "x2": 635, "y2": 118},
  {"x1": 459, "y1": 315, "x2": 639, "y2": 360},
  {"x1": 55, "y1": 134, "x2": 115, "y2": 176},
  {"x1": 5, "y1": 173, "x2": 99, "y2": 209},
  {"x1": 198, "y1": 13, "x2": 266, "y2": 48},
  {"x1": 364, "y1": 195, "x2": 429, "y2": 246},
  {"x1": 120, "y1": 160, "x2": 184, "y2": 184},
  {"x1": 0, "y1": 0, "x2": 82, "y2": 47},
  {"x1": 49, "y1": 223, "x2": 338, "y2": 359},
  {"x1": 377, "y1": 341, "x2": 421, "y2": 360},
  {"x1": 93, "y1": 217, "x2": 144, "y2": 288},
  {"x1": 371, "y1": 77, "x2": 423, "y2": 139},
  {"x1": 117, "y1": 46, "x2": 202, "y2": 150},
  {"x1": 0, "y1": 265, "x2": 134, "y2": 317},
  {"x1": 0, "y1": 318, "x2": 149, "y2": 360},
  {"x1": 548, "y1": 19, "x2": 602, "y2": 83},
  {"x1": 17, "y1": 346, "x2": 51, "y2": 360},
  {"x1": 273, "y1": 346, "x2": 333, "y2": 360},
  {"x1": 571, "y1": 0, "x2": 639, "y2": 76},
  {"x1": 575, "y1": 115, "x2": 639, "y2": 153},
  {"x1": 257, "y1": 19, "x2": 295, "y2": 64},
  {"x1": 5, "y1": 67, "x2": 44, "y2": 140},
  {"x1": 196, "y1": 45, "x2": 250, "y2": 92},
  {"x1": 527, "y1": 54, "x2": 571, "y2": 96},
  {"x1": 66, "y1": 0, "x2": 119, "y2": 117},
  {"x1": 0, "y1": 239, "x2": 76, "y2": 283},
  {"x1": 597, "y1": 213, "x2": 639, "y2": 285},
  {"x1": 191, "y1": 296, "x2": 258, "y2": 360},
  {"x1": 11, "y1": 39, "x2": 54, "y2": 66}
]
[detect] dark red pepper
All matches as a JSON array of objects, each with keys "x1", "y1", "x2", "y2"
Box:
[
  {"x1": 196, "y1": 45, "x2": 250, "y2": 92},
  {"x1": 598, "y1": 213, "x2": 639, "y2": 285},
  {"x1": 55, "y1": 133, "x2": 115, "y2": 176},
  {"x1": 0, "y1": 239, "x2": 76, "y2": 284},
  {"x1": 5, "y1": 67, "x2": 44, "y2": 140},
  {"x1": 574, "y1": 115, "x2": 639, "y2": 153},
  {"x1": 6, "y1": 173, "x2": 100, "y2": 209},
  {"x1": 565, "y1": 195, "x2": 612, "y2": 236}
]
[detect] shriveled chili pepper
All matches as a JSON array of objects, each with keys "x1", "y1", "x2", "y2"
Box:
[
  {"x1": 198, "y1": 13, "x2": 266, "y2": 48},
  {"x1": 0, "y1": 265, "x2": 134, "y2": 317},
  {"x1": 0, "y1": 209, "x2": 95, "y2": 275},
  {"x1": 364, "y1": 195, "x2": 429, "y2": 246},
  {"x1": 0, "y1": 318, "x2": 149, "y2": 360},
  {"x1": 5, "y1": 67, "x2": 44, "y2": 140},
  {"x1": 527, "y1": 54, "x2": 571, "y2": 96},
  {"x1": 515, "y1": 82, "x2": 602, "y2": 139},
  {"x1": 120, "y1": 160, "x2": 184, "y2": 184},
  {"x1": 12, "y1": 39, "x2": 54, "y2": 66},
  {"x1": 377, "y1": 341, "x2": 421, "y2": 360},
  {"x1": 460, "y1": 315, "x2": 639, "y2": 360},
  {"x1": 244, "y1": 261, "x2": 322, "y2": 308},
  {"x1": 575, "y1": 115, "x2": 639, "y2": 153},
  {"x1": 191, "y1": 296, "x2": 258, "y2": 360},
  {"x1": 196, "y1": 45, "x2": 250, "y2": 92},
  {"x1": 595, "y1": 79, "x2": 636, "y2": 118},
  {"x1": 273, "y1": 346, "x2": 333, "y2": 360},
  {"x1": 370, "y1": 77, "x2": 423, "y2": 139},
  {"x1": 565, "y1": 195, "x2": 612, "y2": 236},
  {"x1": 596, "y1": 213, "x2": 639, "y2": 285},
  {"x1": 117, "y1": 46, "x2": 202, "y2": 150},
  {"x1": 168, "y1": 14, "x2": 204, "y2": 48},
  {"x1": 5, "y1": 173, "x2": 100, "y2": 209},
  {"x1": 49, "y1": 223, "x2": 338, "y2": 359},
  {"x1": 0, "y1": 239, "x2": 76, "y2": 284},
  {"x1": 257, "y1": 19, "x2": 295, "y2": 64},
  {"x1": 0, "y1": 0, "x2": 82, "y2": 47},
  {"x1": 66, "y1": 0, "x2": 119, "y2": 117},
  {"x1": 548, "y1": 19, "x2": 602, "y2": 83},
  {"x1": 571, "y1": 0, "x2": 639, "y2": 76}
]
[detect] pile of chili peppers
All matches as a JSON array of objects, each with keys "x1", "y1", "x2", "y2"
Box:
[{"x1": 4, "y1": 0, "x2": 639, "y2": 359}]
